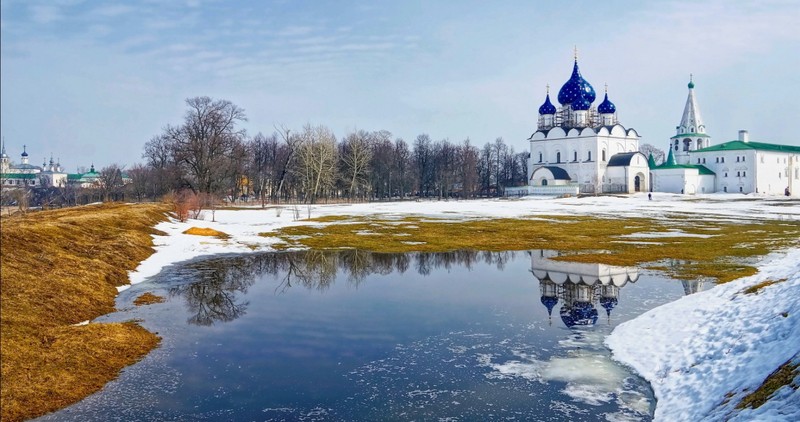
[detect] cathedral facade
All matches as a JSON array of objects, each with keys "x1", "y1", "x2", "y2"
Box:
[{"x1": 522, "y1": 56, "x2": 649, "y2": 195}]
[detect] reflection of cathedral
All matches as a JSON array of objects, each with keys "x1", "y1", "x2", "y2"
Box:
[{"x1": 530, "y1": 250, "x2": 639, "y2": 327}]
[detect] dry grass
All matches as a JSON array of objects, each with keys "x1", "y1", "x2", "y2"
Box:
[
  {"x1": 735, "y1": 358, "x2": 799, "y2": 410},
  {"x1": 265, "y1": 215, "x2": 800, "y2": 283},
  {"x1": 741, "y1": 279, "x2": 787, "y2": 295},
  {"x1": 133, "y1": 292, "x2": 166, "y2": 306},
  {"x1": 183, "y1": 226, "x2": 230, "y2": 239},
  {"x1": 0, "y1": 203, "x2": 169, "y2": 422}
]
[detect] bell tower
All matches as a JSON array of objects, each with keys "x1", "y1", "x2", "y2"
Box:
[{"x1": 670, "y1": 75, "x2": 711, "y2": 164}]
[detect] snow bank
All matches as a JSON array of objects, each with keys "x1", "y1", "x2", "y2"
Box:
[{"x1": 606, "y1": 248, "x2": 800, "y2": 421}]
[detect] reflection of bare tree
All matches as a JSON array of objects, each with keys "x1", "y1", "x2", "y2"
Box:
[
  {"x1": 339, "y1": 249, "x2": 373, "y2": 286},
  {"x1": 170, "y1": 256, "x2": 258, "y2": 325},
  {"x1": 170, "y1": 249, "x2": 521, "y2": 325}
]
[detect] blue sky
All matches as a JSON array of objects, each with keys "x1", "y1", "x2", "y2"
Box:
[{"x1": 2, "y1": 0, "x2": 799, "y2": 171}]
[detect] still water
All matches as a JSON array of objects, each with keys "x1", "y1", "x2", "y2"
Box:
[{"x1": 39, "y1": 250, "x2": 705, "y2": 421}]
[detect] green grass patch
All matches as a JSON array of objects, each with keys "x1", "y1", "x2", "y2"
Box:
[{"x1": 262, "y1": 214, "x2": 800, "y2": 284}]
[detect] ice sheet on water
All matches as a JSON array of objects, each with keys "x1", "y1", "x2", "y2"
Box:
[{"x1": 345, "y1": 324, "x2": 652, "y2": 421}]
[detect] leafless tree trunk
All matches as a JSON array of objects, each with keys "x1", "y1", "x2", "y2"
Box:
[
  {"x1": 295, "y1": 124, "x2": 338, "y2": 203},
  {"x1": 341, "y1": 130, "x2": 372, "y2": 201}
]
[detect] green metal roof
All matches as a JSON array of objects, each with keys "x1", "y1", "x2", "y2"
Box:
[
  {"x1": 67, "y1": 174, "x2": 82, "y2": 180},
  {"x1": 1, "y1": 173, "x2": 37, "y2": 179},
  {"x1": 694, "y1": 140, "x2": 800, "y2": 154},
  {"x1": 670, "y1": 133, "x2": 711, "y2": 139},
  {"x1": 653, "y1": 163, "x2": 716, "y2": 175}
]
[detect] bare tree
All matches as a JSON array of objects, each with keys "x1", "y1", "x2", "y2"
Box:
[
  {"x1": 165, "y1": 96, "x2": 247, "y2": 195},
  {"x1": 459, "y1": 139, "x2": 479, "y2": 198},
  {"x1": 274, "y1": 124, "x2": 300, "y2": 203},
  {"x1": 413, "y1": 134, "x2": 433, "y2": 197},
  {"x1": 127, "y1": 163, "x2": 151, "y2": 202},
  {"x1": 295, "y1": 124, "x2": 338, "y2": 203},
  {"x1": 341, "y1": 130, "x2": 373, "y2": 201},
  {"x1": 98, "y1": 164, "x2": 125, "y2": 202},
  {"x1": 639, "y1": 143, "x2": 665, "y2": 166}
]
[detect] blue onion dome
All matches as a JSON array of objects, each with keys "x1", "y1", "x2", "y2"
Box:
[
  {"x1": 541, "y1": 296, "x2": 558, "y2": 315},
  {"x1": 600, "y1": 297, "x2": 618, "y2": 316},
  {"x1": 598, "y1": 92, "x2": 616, "y2": 114},
  {"x1": 560, "y1": 303, "x2": 599, "y2": 327},
  {"x1": 21, "y1": 146, "x2": 29, "y2": 157},
  {"x1": 571, "y1": 91, "x2": 591, "y2": 111},
  {"x1": 538, "y1": 93, "x2": 556, "y2": 115},
  {"x1": 557, "y1": 60, "x2": 596, "y2": 106}
]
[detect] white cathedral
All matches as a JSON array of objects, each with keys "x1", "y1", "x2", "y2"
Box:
[
  {"x1": 521, "y1": 55, "x2": 650, "y2": 195},
  {"x1": 517, "y1": 55, "x2": 800, "y2": 197}
]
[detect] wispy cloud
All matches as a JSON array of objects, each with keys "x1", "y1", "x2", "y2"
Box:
[{"x1": 30, "y1": 4, "x2": 63, "y2": 24}]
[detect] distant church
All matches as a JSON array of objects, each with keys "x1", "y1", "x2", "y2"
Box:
[
  {"x1": 518, "y1": 52, "x2": 650, "y2": 195},
  {"x1": 650, "y1": 78, "x2": 800, "y2": 197},
  {"x1": 1, "y1": 143, "x2": 101, "y2": 189}
]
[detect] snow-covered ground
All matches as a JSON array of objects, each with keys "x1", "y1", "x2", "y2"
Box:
[
  {"x1": 126, "y1": 193, "x2": 800, "y2": 420},
  {"x1": 606, "y1": 248, "x2": 800, "y2": 421}
]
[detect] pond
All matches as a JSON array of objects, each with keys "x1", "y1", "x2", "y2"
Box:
[{"x1": 38, "y1": 250, "x2": 706, "y2": 421}]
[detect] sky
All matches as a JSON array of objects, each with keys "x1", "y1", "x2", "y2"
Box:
[{"x1": 2, "y1": 0, "x2": 800, "y2": 172}]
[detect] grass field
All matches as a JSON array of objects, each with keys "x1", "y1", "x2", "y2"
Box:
[
  {"x1": 0, "y1": 203, "x2": 169, "y2": 422},
  {"x1": 268, "y1": 214, "x2": 800, "y2": 283}
]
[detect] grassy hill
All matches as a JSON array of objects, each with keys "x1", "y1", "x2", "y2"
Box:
[{"x1": 0, "y1": 203, "x2": 169, "y2": 422}]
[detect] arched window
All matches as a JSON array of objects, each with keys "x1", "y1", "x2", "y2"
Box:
[
  {"x1": 573, "y1": 151, "x2": 578, "y2": 162},
  {"x1": 588, "y1": 151, "x2": 592, "y2": 161},
  {"x1": 541, "y1": 179, "x2": 548, "y2": 186},
  {"x1": 556, "y1": 152, "x2": 561, "y2": 163},
  {"x1": 724, "y1": 186, "x2": 727, "y2": 192},
  {"x1": 739, "y1": 186, "x2": 743, "y2": 192},
  {"x1": 602, "y1": 150, "x2": 606, "y2": 161},
  {"x1": 538, "y1": 152, "x2": 542, "y2": 163}
]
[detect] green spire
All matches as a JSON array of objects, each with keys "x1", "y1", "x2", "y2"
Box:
[
  {"x1": 665, "y1": 148, "x2": 676, "y2": 166},
  {"x1": 647, "y1": 153, "x2": 657, "y2": 169}
]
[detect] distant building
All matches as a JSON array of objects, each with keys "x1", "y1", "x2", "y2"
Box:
[
  {"x1": 1, "y1": 145, "x2": 46, "y2": 188},
  {"x1": 1, "y1": 142, "x2": 104, "y2": 191},
  {"x1": 514, "y1": 53, "x2": 649, "y2": 196},
  {"x1": 650, "y1": 79, "x2": 800, "y2": 196}
]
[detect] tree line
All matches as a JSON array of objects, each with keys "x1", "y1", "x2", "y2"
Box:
[{"x1": 133, "y1": 96, "x2": 530, "y2": 205}]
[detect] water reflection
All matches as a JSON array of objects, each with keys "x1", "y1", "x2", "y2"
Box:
[
  {"x1": 169, "y1": 250, "x2": 519, "y2": 325},
  {"x1": 168, "y1": 249, "x2": 698, "y2": 329},
  {"x1": 530, "y1": 250, "x2": 640, "y2": 328}
]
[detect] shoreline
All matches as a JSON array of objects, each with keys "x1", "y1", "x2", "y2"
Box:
[
  {"x1": 606, "y1": 247, "x2": 800, "y2": 420},
  {"x1": 4, "y1": 195, "x2": 797, "y2": 420}
]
